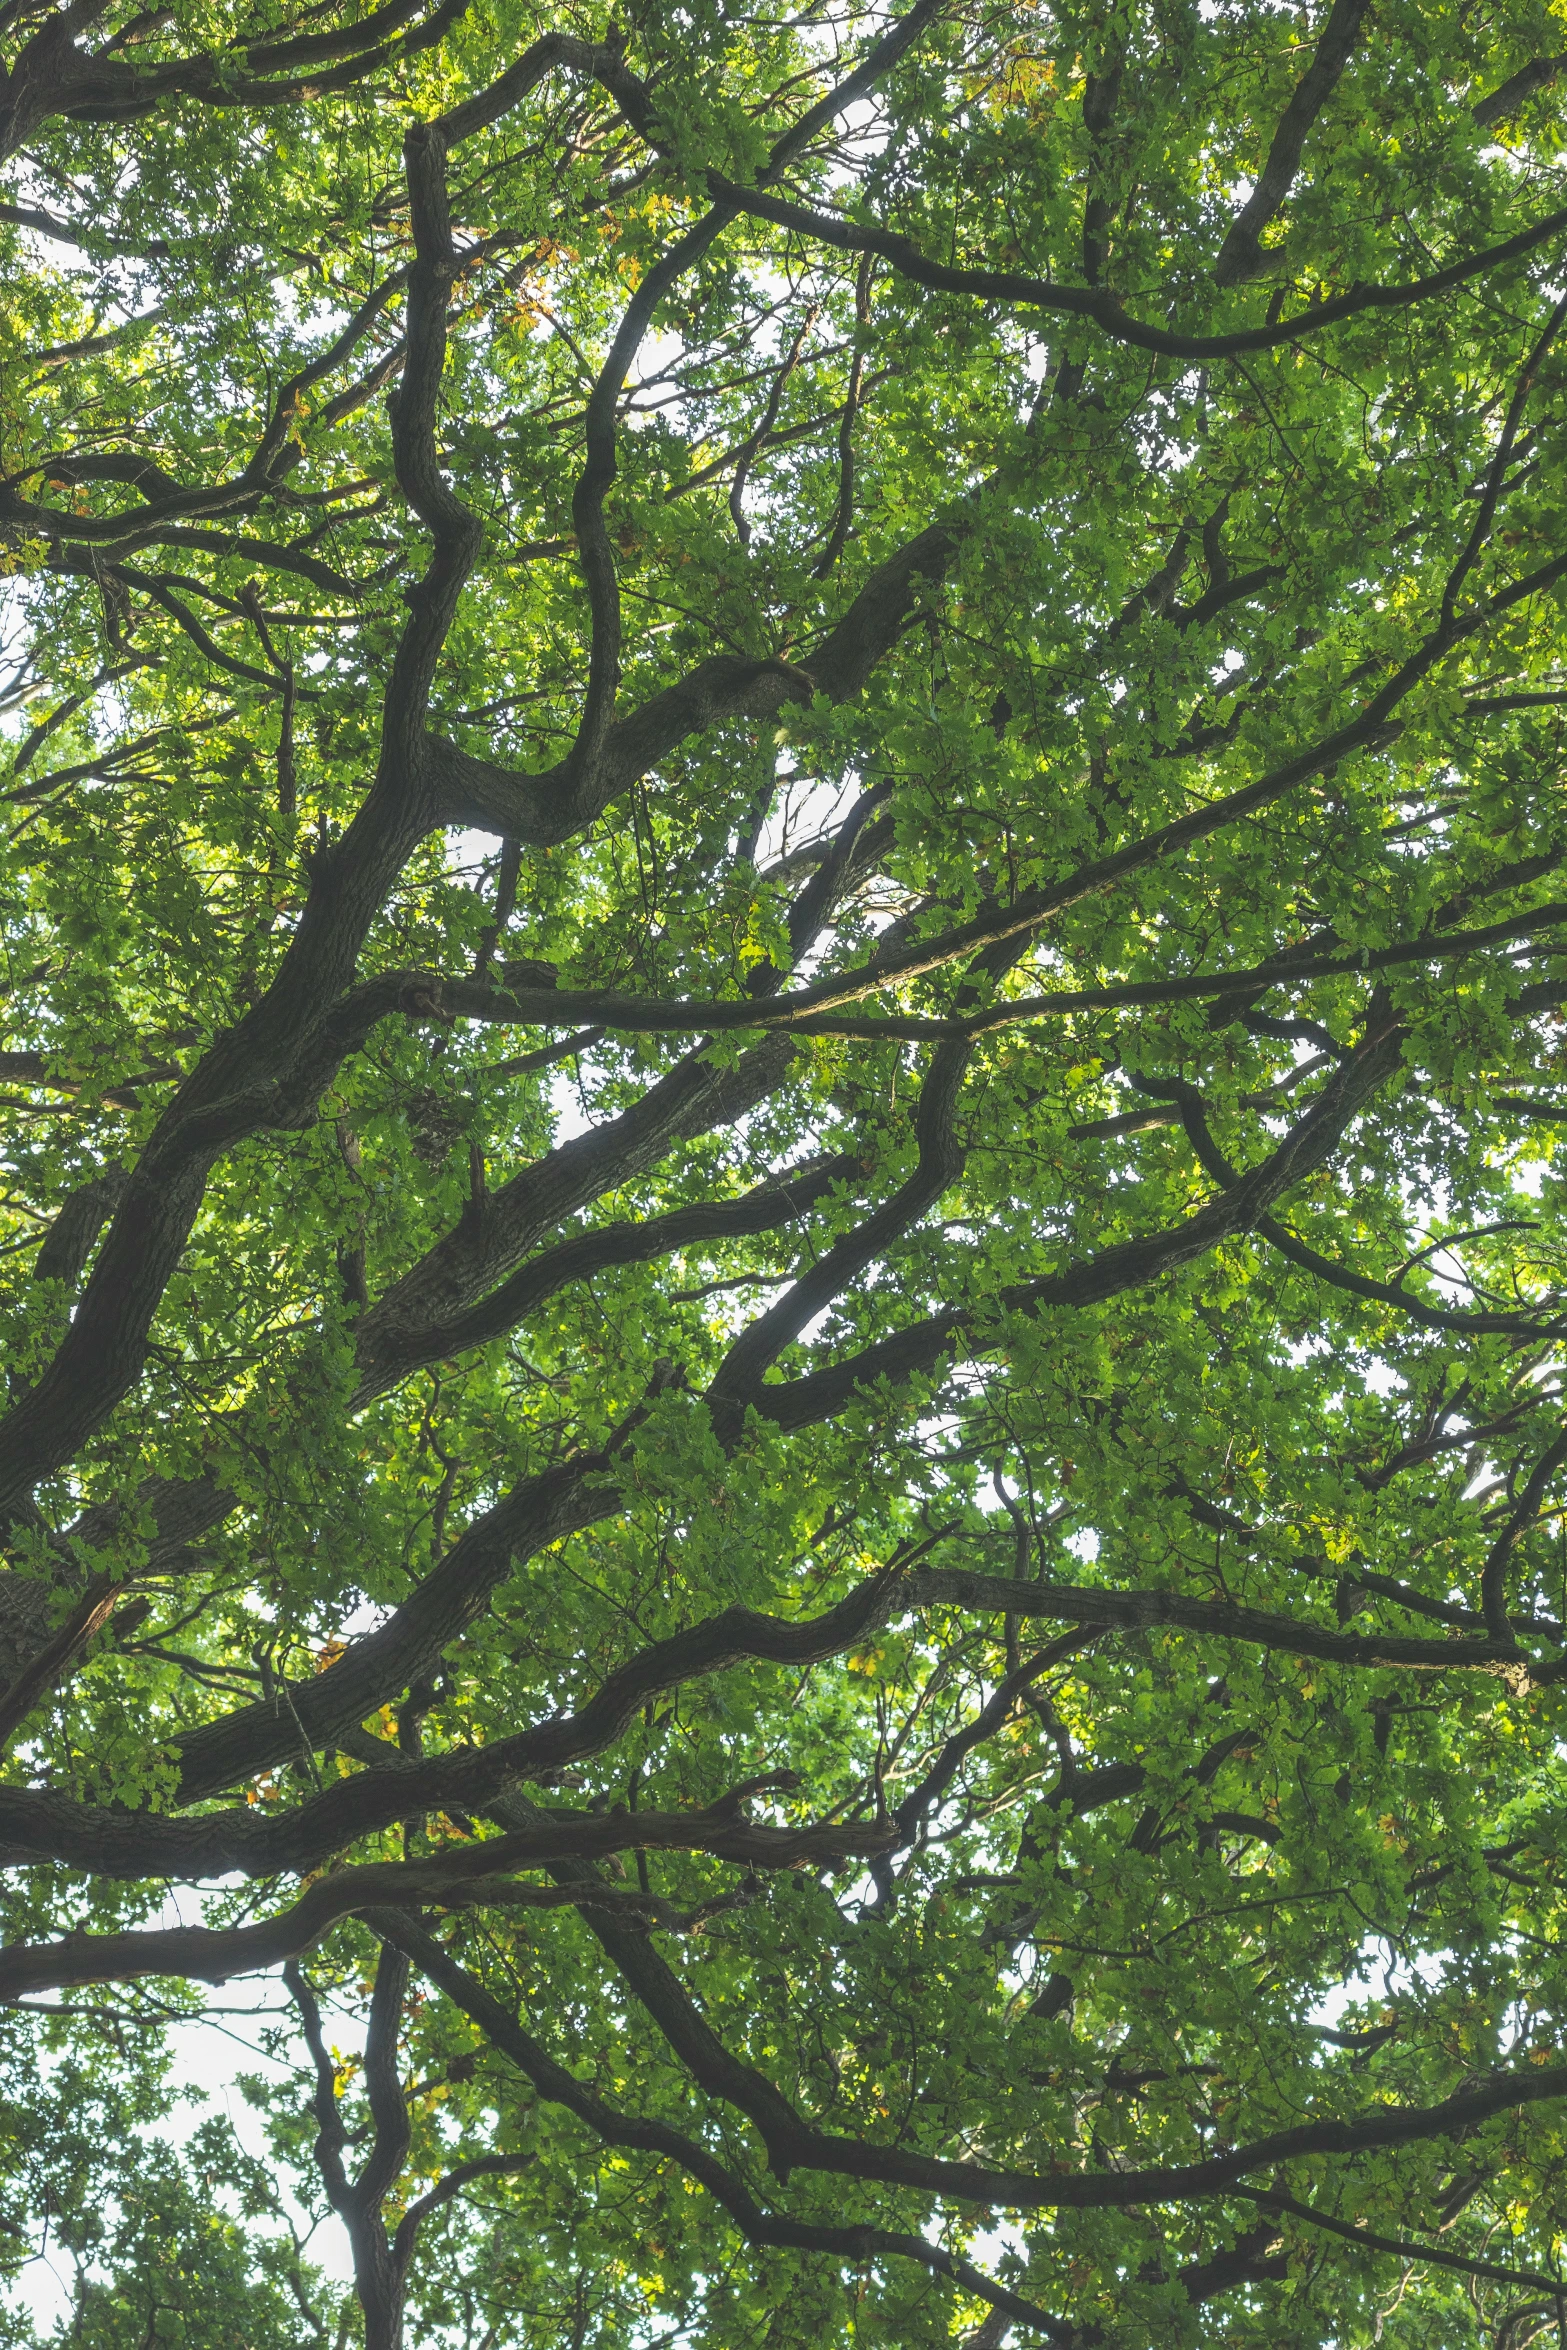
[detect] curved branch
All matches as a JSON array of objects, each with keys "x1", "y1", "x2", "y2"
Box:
[
  {"x1": 357, "y1": 1152, "x2": 856, "y2": 1398},
  {"x1": 422, "y1": 517, "x2": 962, "y2": 841},
  {"x1": 749, "y1": 1015, "x2": 1407, "y2": 1430},
  {"x1": 390, "y1": 2151, "x2": 536, "y2": 2267},
  {"x1": 0, "y1": 1793, "x2": 896, "y2": 1992},
  {"x1": 1481, "y1": 1422, "x2": 1567, "y2": 1636},
  {"x1": 0, "y1": 115, "x2": 477, "y2": 1519},
  {"x1": 0, "y1": 1510, "x2": 1533, "y2": 1889},
  {"x1": 903, "y1": 1570, "x2": 1528, "y2": 1679},
  {"x1": 1238, "y1": 2184, "x2": 1567, "y2": 2295},
  {"x1": 381, "y1": 1909, "x2": 1085, "y2": 2346},
  {"x1": 710, "y1": 179, "x2": 1567, "y2": 364},
  {"x1": 710, "y1": 1030, "x2": 976, "y2": 1425},
  {"x1": 1259, "y1": 1213, "x2": 1560, "y2": 1337},
  {"x1": 500, "y1": 1841, "x2": 1567, "y2": 2213},
  {"x1": 0, "y1": 0, "x2": 472, "y2": 157},
  {"x1": 351, "y1": 1031, "x2": 799, "y2": 1399}
]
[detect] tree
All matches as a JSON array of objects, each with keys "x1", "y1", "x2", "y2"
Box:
[{"x1": 6, "y1": 0, "x2": 1567, "y2": 2339}]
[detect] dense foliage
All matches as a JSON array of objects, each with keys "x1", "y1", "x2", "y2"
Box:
[{"x1": 10, "y1": 0, "x2": 1567, "y2": 2342}]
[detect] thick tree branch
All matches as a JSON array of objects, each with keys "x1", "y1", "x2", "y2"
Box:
[
  {"x1": 0, "y1": 1525, "x2": 1531, "y2": 1887},
  {"x1": 356, "y1": 1152, "x2": 856, "y2": 1399},
  {"x1": 748, "y1": 1015, "x2": 1407, "y2": 1429},
  {"x1": 288, "y1": 1941, "x2": 411, "y2": 2350},
  {"x1": 356, "y1": 896, "x2": 1567, "y2": 1048},
  {"x1": 422, "y1": 517, "x2": 962, "y2": 840},
  {"x1": 710, "y1": 179, "x2": 1567, "y2": 364},
  {"x1": 519, "y1": 1863, "x2": 1567, "y2": 2210},
  {"x1": 1238, "y1": 2183, "x2": 1567, "y2": 2294},
  {"x1": 1213, "y1": 0, "x2": 1373, "y2": 284},
  {"x1": 381, "y1": 1909, "x2": 1085, "y2": 2345},
  {"x1": 0, "y1": 1789, "x2": 897, "y2": 1991}
]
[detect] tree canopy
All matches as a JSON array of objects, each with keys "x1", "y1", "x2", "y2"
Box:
[{"x1": 8, "y1": 0, "x2": 1567, "y2": 2341}]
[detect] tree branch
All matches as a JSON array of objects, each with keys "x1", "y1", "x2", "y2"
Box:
[{"x1": 1213, "y1": 0, "x2": 1373, "y2": 284}]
